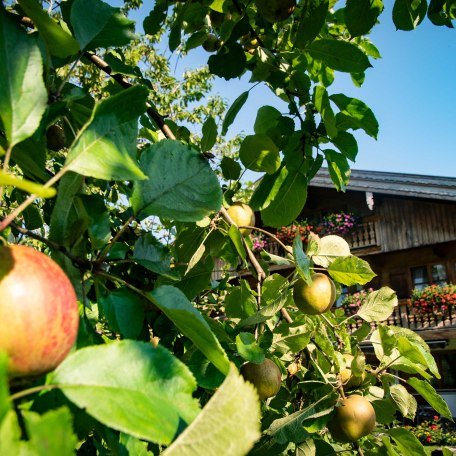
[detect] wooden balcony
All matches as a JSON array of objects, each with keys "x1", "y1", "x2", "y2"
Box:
[
  {"x1": 345, "y1": 219, "x2": 380, "y2": 252},
  {"x1": 347, "y1": 300, "x2": 456, "y2": 335}
]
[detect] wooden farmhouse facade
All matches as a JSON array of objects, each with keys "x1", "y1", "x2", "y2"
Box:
[{"x1": 260, "y1": 168, "x2": 456, "y2": 417}]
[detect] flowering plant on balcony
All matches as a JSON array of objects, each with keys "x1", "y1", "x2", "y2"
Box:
[
  {"x1": 319, "y1": 212, "x2": 358, "y2": 236},
  {"x1": 340, "y1": 288, "x2": 374, "y2": 316},
  {"x1": 409, "y1": 283, "x2": 456, "y2": 315},
  {"x1": 275, "y1": 220, "x2": 313, "y2": 245},
  {"x1": 405, "y1": 416, "x2": 456, "y2": 446},
  {"x1": 251, "y1": 233, "x2": 267, "y2": 252}
]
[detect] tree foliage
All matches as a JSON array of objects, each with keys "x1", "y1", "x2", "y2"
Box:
[{"x1": 0, "y1": 0, "x2": 455, "y2": 454}]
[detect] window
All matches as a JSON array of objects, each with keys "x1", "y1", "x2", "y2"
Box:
[{"x1": 411, "y1": 264, "x2": 448, "y2": 291}]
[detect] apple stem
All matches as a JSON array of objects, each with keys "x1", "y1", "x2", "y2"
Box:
[{"x1": 10, "y1": 383, "x2": 61, "y2": 402}]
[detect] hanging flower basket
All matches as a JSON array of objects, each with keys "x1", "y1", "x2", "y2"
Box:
[
  {"x1": 409, "y1": 283, "x2": 456, "y2": 316},
  {"x1": 319, "y1": 212, "x2": 358, "y2": 237}
]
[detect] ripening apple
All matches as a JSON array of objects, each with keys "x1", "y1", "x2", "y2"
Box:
[
  {"x1": 255, "y1": 0, "x2": 296, "y2": 23},
  {"x1": 293, "y1": 273, "x2": 336, "y2": 315},
  {"x1": 240, "y1": 358, "x2": 282, "y2": 400},
  {"x1": 226, "y1": 203, "x2": 255, "y2": 236},
  {"x1": 0, "y1": 245, "x2": 79, "y2": 377}
]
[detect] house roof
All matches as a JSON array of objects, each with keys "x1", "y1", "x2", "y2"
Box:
[{"x1": 311, "y1": 168, "x2": 456, "y2": 202}]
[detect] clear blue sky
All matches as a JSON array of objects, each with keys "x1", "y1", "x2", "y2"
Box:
[{"x1": 114, "y1": 1, "x2": 456, "y2": 178}]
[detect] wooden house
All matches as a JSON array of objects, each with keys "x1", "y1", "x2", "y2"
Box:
[{"x1": 262, "y1": 168, "x2": 456, "y2": 416}]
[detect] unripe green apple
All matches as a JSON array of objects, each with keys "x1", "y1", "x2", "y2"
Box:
[
  {"x1": 46, "y1": 124, "x2": 66, "y2": 151},
  {"x1": 0, "y1": 245, "x2": 79, "y2": 377},
  {"x1": 293, "y1": 273, "x2": 336, "y2": 315},
  {"x1": 202, "y1": 34, "x2": 221, "y2": 53},
  {"x1": 328, "y1": 395, "x2": 376, "y2": 442},
  {"x1": 255, "y1": 0, "x2": 296, "y2": 23},
  {"x1": 240, "y1": 358, "x2": 282, "y2": 400}
]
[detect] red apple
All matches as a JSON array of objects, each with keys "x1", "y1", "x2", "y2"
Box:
[{"x1": 0, "y1": 244, "x2": 79, "y2": 377}]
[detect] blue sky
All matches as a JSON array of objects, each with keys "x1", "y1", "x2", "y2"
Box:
[{"x1": 114, "y1": 1, "x2": 455, "y2": 178}]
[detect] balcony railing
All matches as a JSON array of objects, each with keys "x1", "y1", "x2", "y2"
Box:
[
  {"x1": 345, "y1": 220, "x2": 380, "y2": 250},
  {"x1": 347, "y1": 300, "x2": 456, "y2": 332}
]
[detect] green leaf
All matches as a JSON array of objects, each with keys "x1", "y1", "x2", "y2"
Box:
[
  {"x1": 228, "y1": 225, "x2": 247, "y2": 262},
  {"x1": 220, "y1": 156, "x2": 241, "y2": 180},
  {"x1": 17, "y1": 0, "x2": 80, "y2": 58},
  {"x1": 0, "y1": 352, "x2": 9, "y2": 424},
  {"x1": 345, "y1": 0, "x2": 384, "y2": 37},
  {"x1": 331, "y1": 93, "x2": 379, "y2": 139},
  {"x1": 134, "y1": 234, "x2": 176, "y2": 279},
  {"x1": 294, "y1": 0, "x2": 329, "y2": 48},
  {"x1": 314, "y1": 86, "x2": 337, "y2": 138},
  {"x1": 23, "y1": 407, "x2": 77, "y2": 456},
  {"x1": 225, "y1": 281, "x2": 258, "y2": 320},
  {"x1": 237, "y1": 291, "x2": 292, "y2": 329},
  {"x1": 143, "y1": 1, "x2": 167, "y2": 36},
  {"x1": 71, "y1": 0, "x2": 136, "y2": 50},
  {"x1": 0, "y1": 9, "x2": 47, "y2": 147},
  {"x1": 239, "y1": 134, "x2": 280, "y2": 174},
  {"x1": 407, "y1": 377, "x2": 453, "y2": 420},
  {"x1": 332, "y1": 131, "x2": 358, "y2": 161},
  {"x1": 262, "y1": 274, "x2": 289, "y2": 305},
  {"x1": 162, "y1": 365, "x2": 261, "y2": 456},
  {"x1": 65, "y1": 86, "x2": 148, "y2": 180},
  {"x1": 272, "y1": 325, "x2": 312, "y2": 354},
  {"x1": 324, "y1": 149, "x2": 350, "y2": 191},
  {"x1": 387, "y1": 428, "x2": 426, "y2": 456},
  {"x1": 392, "y1": 0, "x2": 428, "y2": 30},
  {"x1": 0, "y1": 411, "x2": 30, "y2": 454},
  {"x1": 222, "y1": 91, "x2": 249, "y2": 136},
  {"x1": 151, "y1": 286, "x2": 230, "y2": 375},
  {"x1": 53, "y1": 340, "x2": 199, "y2": 445},
  {"x1": 356, "y1": 287, "x2": 398, "y2": 322},
  {"x1": 208, "y1": 42, "x2": 247, "y2": 80},
  {"x1": 254, "y1": 106, "x2": 282, "y2": 135},
  {"x1": 293, "y1": 235, "x2": 312, "y2": 285},
  {"x1": 261, "y1": 167, "x2": 308, "y2": 227},
  {"x1": 266, "y1": 391, "x2": 337, "y2": 444},
  {"x1": 0, "y1": 170, "x2": 56, "y2": 198},
  {"x1": 390, "y1": 384, "x2": 417, "y2": 419},
  {"x1": 236, "y1": 333, "x2": 265, "y2": 363},
  {"x1": 250, "y1": 165, "x2": 288, "y2": 211},
  {"x1": 132, "y1": 140, "x2": 222, "y2": 221},
  {"x1": 175, "y1": 256, "x2": 214, "y2": 300},
  {"x1": 99, "y1": 289, "x2": 145, "y2": 339},
  {"x1": 308, "y1": 39, "x2": 372, "y2": 73},
  {"x1": 201, "y1": 116, "x2": 218, "y2": 152},
  {"x1": 328, "y1": 256, "x2": 377, "y2": 286}
]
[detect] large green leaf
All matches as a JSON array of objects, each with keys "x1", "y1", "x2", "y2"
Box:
[
  {"x1": 345, "y1": 0, "x2": 384, "y2": 37},
  {"x1": 133, "y1": 234, "x2": 177, "y2": 279},
  {"x1": 331, "y1": 93, "x2": 379, "y2": 139},
  {"x1": 99, "y1": 289, "x2": 145, "y2": 340},
  {"x1": 324, "y1": 149, "x2": 350, "y2": 191},
  {"x1": 225, "y1": 281, "x2": 258, "y2": 320},
  {"x1": 132, "y1": 140, "x2": 222, "y2": 221},
  {"x1": 236, "y1": 333, "x2": 265, "y2": 364},
  {"x1": 65, "y1": 86, "x2": 148, "y2": 180},
  {"x1": 70, "y1": 0, "x2": 136, "y2": 50},
  {"x1": 390, "y1": 384, "x2": 417, "y2": 419},
  {"x1": 52, "y1": 340, "x2": 200, "y2": 445},
  {"x1": 356, "y1": 287, "x2": 398, "y2": 322},
  {"x1": 392, "y1": 0, "x2": 428, "y2": 30},
  {"x1": 208, "y1": 42, "x2": 247, "y2": 80},
  {"x1": 151, "y1": 286, "x2": 230, "y2": 375},
  {"x1": 387, "y1": 428, "x2": 426, "y2": 456},
  {"x1": 201, "y1": 115, "x2": 217, "y2": 152},
  {"x1": 0, "y1": 9, "x2": 47, "y2": 147},
  {"x1": 308, "y1": 39, "x2": 372, "y2": 73},
  {"x1": 239, "y1": 134, "x2": 280, "y2": 174},
  {"x1": 295, "y1": 0, "x2": 329, "y2": 48},
  {"x1": 407, "y1": 377, "x2": 453, "y2": 420},
  {"x1": 261, "y1": 167, "x2": 308, "y2": 227},
  {"x1": 17, "y1": 0, "x2": 80, "y2": 58},
  {"x1": 332, "y1": 131, "x2": 358, "y2": 161},
  {"x1": 162, "y1": 366, "x2": 261, "y2": 456},
  {"x1": 327, "y1": 256, "x2": 377, "y2": 286},
  {"x1": 313, "y1": 86, "x2": 337, "y2": 138},
  {"x1": 222, "y1": 91, "x2": 249, "y2": 136},
  {"x1": 23, "y1": 408, "x2": 77, "y2": 456},
  {"x1": 266, "y1": 391, "x2": 337, "y2": 444}
]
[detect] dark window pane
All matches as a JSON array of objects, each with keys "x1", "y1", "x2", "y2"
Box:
[
  {"x1": 431, "y1": 264, "x2": 447, "y2": 285},
  {"x1": 411, "y1": 266, "x2": 428, "y2": 290},
  {"x1": 390, "y1": 272, "x2": 409, "y2": 299}
]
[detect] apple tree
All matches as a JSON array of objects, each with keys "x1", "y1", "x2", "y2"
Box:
[{"x1": 0, "y1": 1, "x2": 455, "y2": 455}]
